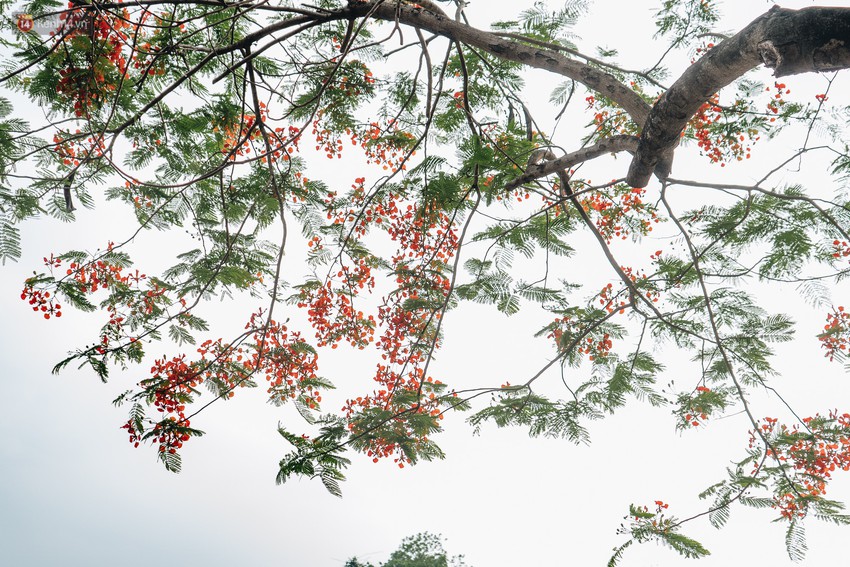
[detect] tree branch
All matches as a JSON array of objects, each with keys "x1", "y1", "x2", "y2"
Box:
[
  {"x1": 504, "y1": 135, "x2": 638, "y2": 190},
  {"x1": 627, "y1": 6, "x2": 850, "y2": 188},
  {"x1": 345, "y1": 0, "x2": 651, "y2": 126}
]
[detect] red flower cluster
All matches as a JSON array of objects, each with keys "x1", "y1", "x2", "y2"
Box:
[
  {"x1": 580, "y1": 184, "x2": 659, "y2": 244},
  {"x1": 214, "y1": 102, "x2": 296, "y2": 163},
  {"x1": 754, "y1": 412, "x2": 850, "y2": 520},
  {"x1": 687, "y1": 93, "x2": 758, "y2": 165},
  {"x1": 831, "y1": 239, "x2": 850, "y2": 260},
  {"x1": 351, "y1": 120, "x2": 416, "y2": 172},
  {"x1": 127, "y1": 311, "x2": 324, "y2": 456},
  {"x1": 20, "y1": 286, "x2": 61, "y2": 319},
  {"x1": 298, "y1": 264, "x2": 377, "y2": 350},
  {"x1": 766, "y1": 82, "x2": 790, "y2": 119},
  {"x1": 53, "y1": 5, "x2": 133, "y2": 116},
  {"x1": 548, "y1": 314, "x2": 615, "y2": 363},
  {"x1": 820, "y1": 306, "x2": 849, "y2": 361},
  {"x1": 53, "y1": 131, "x2": 105, "y2": 167},
  {"x1": 682, "y1": 386, "x2": 712, "y2": 428},
  {"x1": 301, "y1": 185, "x2": 461, "y2": 465},
  {"x1": 577, "y1": 332, "x2": 613, "y2": 361}
]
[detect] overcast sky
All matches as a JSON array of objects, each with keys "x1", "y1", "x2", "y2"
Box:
[{"x1": 2, "y1": 1, "x2": 850, "y2": 565}]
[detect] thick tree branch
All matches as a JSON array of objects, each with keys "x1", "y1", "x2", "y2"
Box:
[
  {"x1": 504, "y1": 135, "x2": 638, "y2": 190},
  {"x1": 627, "y1": 5, "x2": 850, "y2": 188},
  {"x1": 345, "y1": 0, "x2": 651, "y2": 125}
]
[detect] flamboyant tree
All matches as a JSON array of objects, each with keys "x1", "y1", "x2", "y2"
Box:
[
  {"x1": 346, "y1": 531, "x2": 468, "y2": 567},
  {"x1": 3, "y1": 0, "x2": 850, "y2": 562}
]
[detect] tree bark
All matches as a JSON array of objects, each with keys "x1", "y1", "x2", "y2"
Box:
[
  {"x1": 504, "y1": 135, "x2": 638, "y2": 190},
  {"x1": 626, "y1": 6, "x2": 850, "y2": 188},
  {"x1": 341, "y1": 3, "x2": 850, "y2": 190},
  {"x1": 345, "y1": 1, "x2": 652, "y2": 125}
]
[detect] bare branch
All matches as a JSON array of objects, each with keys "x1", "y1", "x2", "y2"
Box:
[{"x1": 505, "y1": 135, "x2": 638, "y2": 190}]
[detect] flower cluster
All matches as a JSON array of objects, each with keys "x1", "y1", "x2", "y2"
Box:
[
  {"x1": 765, "y1": 82, "x2": 790, "y2": 119},
  {"x1": 687, "y1": 93, "x2": 759, "y2": 165},
  {"x1": 598, "y1": 282, "x2": 628, "y2": 314},
  {"x1": 677, "y1": 386, "x2": 713, "y2": 428},
  {"x1": 753, "y1": 412, "x2": 850, "y2": 520},
  {"x1": 579, "y1": 183, "x2": 660, "y2": 244},
  {"x1": 621, "y1": 265, "x2": 660, "y2": 304},
  {"x1": 831, "y1": 239, "x2": 850, "y2": 260},
  {"x1": 547, "y1": 314, "x2": 616, "y2": 363},
  {"x1": 298, "y1": 279, "x2": 376, "y2": 349},
  {"x1": 819, "y1": 306, "x2": 849, "y2": 361},
  {"x1": 214, "y1": 102, "x2": 295, "y2": 163},
  {"x1": 577, "y1": 332, "x2": 613, "y2": 361},
  {"x1": 126, "y1": 311, "x2": 324, "y2": 456},
  {"x1": 353, "y1": 120, "x2": 416, "y2": 173},
  {"x1": 53, "y1": 131, "x2": 105, "y2": 167},
  {"x1": 584, "y1": 93, "x2": 640, "y2": 137},
  {"x1": 301, "y1": 187, "x2": 461, "y2": 465},
  {"x1": 21, "y1": 271, "x2": 62, "y2": 319},
  {"x1": 53, "y1": 5, "x2": 134, "y2": 116}
]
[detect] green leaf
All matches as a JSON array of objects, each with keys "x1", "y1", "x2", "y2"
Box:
[
  {"x1": 659, "y1": 531, "x2": 710, "y2": 559},
  {"x1": 784, "y1": 520, "x2": 807, "y2": 562},
  {"x1": 607, "y1": 540, "x2": 632, "y2": 567}
]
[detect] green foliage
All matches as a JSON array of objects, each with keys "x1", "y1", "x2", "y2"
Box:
[
  {"x1": 0, "y1": 211, "x2": 20, "y2": 263},
  {"x1": 277, "y1": 417, "x2": 352, "y2": 498},
  {"x1": 493, "y1": 0, "x2": 587, "y2": 47},
  {"x1": 654, "y1": 0, "x2": 720, "y2": 43},
  {"x1": 611, "y1": 503, "x2": 710, "y2": 564},
  {"x1": 469, "y1": 386, "x2": 597, "y2": 443},
  {"x1": 3, "y1": 1, "x2": 850, "y2": 563},
  {"x1": 347, "y1": 532, "x2": 470, "y2": 567},
  {"x1": 785, "y1": 520, "x2": 807, "y2": 562}
]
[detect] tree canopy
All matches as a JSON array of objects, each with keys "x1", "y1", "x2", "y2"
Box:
[
  {"x1": 346, "y1": 531, "x2": 468, "y2": 567},
  {"x1": 4, "y1": 0, "x2": 850, "y2": 563}
]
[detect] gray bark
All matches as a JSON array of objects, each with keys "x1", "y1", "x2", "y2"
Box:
[
  {"x1": 345, "y1": 1, "x2": 652, "y2": 125},
  {"x1": 504, "y1": 136, "x2": 638, "y2": 190},
  {"x1": 342, "y1": 3, "x2": 850, "y2": 188},
  {"x1": 626, "y1": 6, "x2": 850, "y2": 187}
]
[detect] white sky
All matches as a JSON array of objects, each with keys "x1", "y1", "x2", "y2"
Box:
[{"x1": 2, "y1": 0, "x2": 850, "y2": 565}]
